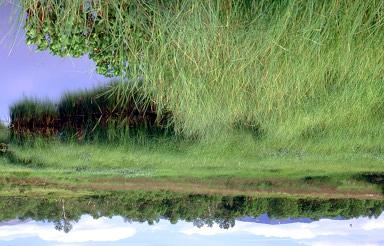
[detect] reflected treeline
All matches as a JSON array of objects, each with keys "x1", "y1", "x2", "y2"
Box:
[{"x1": 0, "y1": 191, "x2": 383, "y2": 233}]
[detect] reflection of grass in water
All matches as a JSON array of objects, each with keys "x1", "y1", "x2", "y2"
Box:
[{"x1": 0, "y1": 191, "x2": 383, "y2": 232}]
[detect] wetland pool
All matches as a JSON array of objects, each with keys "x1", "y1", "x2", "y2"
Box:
[{"x1": 0, "y1": 191, "x2": 383, "y2": 245}]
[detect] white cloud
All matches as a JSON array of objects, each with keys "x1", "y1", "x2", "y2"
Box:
[
  {"x1": 0, "y1": 215, "x2": 136, "y2": 243},
  {"x1": 181, "y1": 222, "x2": 332, "y2": 239}
]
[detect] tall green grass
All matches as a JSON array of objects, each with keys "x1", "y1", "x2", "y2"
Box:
[
  {"x1": 16, "y1": 0, "x2": 384, "y2": 152},
  {"x1": 10, "y1": 98, "x2": 58, "y2": 140},
  {"x1": 10, "y1": 82, "x2": 170, "y2": 142},
  {"x1": 10, "y1": 98, "x2": 57, "y2": 122},
  {"x1": 137, "y1": 0, "x2": 384, "y2": 142},
  {"x1": 58, "y1": 82, "x2": 170, "y2": 141}
]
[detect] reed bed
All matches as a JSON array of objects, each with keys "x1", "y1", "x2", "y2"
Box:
[
  {"x1": 10, "y1": 83, "x2": 170, "y2": 142},
  {"x1": 10, "y1": 98, "x2": 58, "y2": 140}
]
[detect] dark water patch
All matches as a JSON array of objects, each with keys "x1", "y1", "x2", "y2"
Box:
[
  {"x1": 266, "y1": 168, "x2": 280, "y2": 173},
  {"x1": 355, "y1": 172, "x2": 384, "y2": 193},
  {"x1": 357, "y1": 172, "x2": 384, "y2": 184},
  {"x1": 301, "y1": 175, "x2": 340, "y2": 188},
  {"x1": 74, "y1": 166, "x2": 88, "y2": 172},
  {"x1": 303, "y1": 175, "x2": 331, "y2": 183}
]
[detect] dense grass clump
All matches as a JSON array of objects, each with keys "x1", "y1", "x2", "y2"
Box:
[
  {"x1": 138, "y1": 0, "x2": 384, "y2": 143},
  {"x1": 10, "y1": 83, "x2": 170, "y2": 142},
  {"x1": 10, "y1": 98, "x2": 58, "y2": 140},
  {"x1": 58, "y1": 82, "x2": 170, "y2": 141},
  {"x1": 10, "y1": 98, "x2": 57, "y2": 121}
]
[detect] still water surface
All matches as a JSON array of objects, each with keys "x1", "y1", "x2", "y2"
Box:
[{"x1": 0, "y1": 192, "x2": 383, "y2": 245}]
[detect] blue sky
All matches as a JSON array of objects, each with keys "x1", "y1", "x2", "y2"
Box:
[
  {"x1": 0, "y1": 214, "x2": 384, "y2": 246},
  {"x1": 0, "y1": 2, "x2": 109, "y2": 123}
]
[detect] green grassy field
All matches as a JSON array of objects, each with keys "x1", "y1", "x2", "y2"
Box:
[{"x1": 1, "y1": 128, "x2": 383, "y2": 198}]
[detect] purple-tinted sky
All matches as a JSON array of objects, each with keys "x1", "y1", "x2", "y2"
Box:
[{"x1": 0, "y1": 2, "x2": 109, "y2": 123}]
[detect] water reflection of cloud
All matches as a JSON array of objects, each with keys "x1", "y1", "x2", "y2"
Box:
[
  {"x1": 181, "y1": 213, "x2": 384, "y2": 245},
  {"x1": 0, "y1": 214, "x2": 383, "y2": 245},
  {"x1": 0, "y1": 215, "x2": 136, "y2": 243},
  {"x1": 304, "y1": 241, "x2": 382, "y2": 246}
]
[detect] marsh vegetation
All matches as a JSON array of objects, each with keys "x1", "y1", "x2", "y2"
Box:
[
  {"x1": 2, "y1": 0, "x2": 384, "y2": 197},
  {"x1": 10, "y1": 83, "x2": 170, "y2": 142},
  {"x1": 18, "y1": 0, "x2": 384, "y2": 146}
]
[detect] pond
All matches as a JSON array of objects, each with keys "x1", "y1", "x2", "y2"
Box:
[{"x1": 0, "y1": 191, "x2": 383, "y2": 245}]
